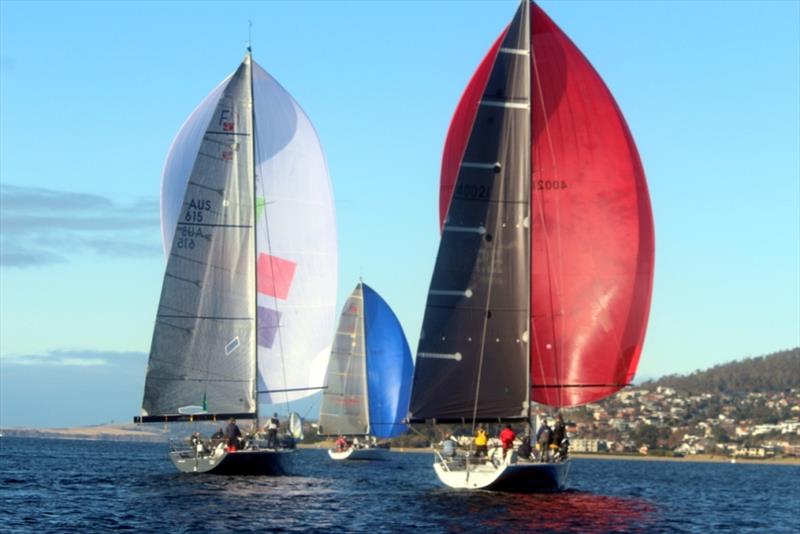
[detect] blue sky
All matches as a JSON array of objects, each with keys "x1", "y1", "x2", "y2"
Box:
[{"x1": 1, "y1": 1, "x2": 798, "y2": 428}]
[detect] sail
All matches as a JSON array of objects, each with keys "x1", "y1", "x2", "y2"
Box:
[
  {"x1": 319, "y1": 284, "x2": 369, "y2": 436},
  {"x1": 251, "y1": 63, "x2": 338, "y2": 405},
  {"x1": 410, "y1": 2, "x2": 531, "y2": 422},
  {"x1": 157, "y1": 60, "x2": 337, "y2": 407},
  {"x1": 362, "y1": 284, "x2": 413, "y2": 439},
  {"x1": 140, "y1": 57, "x2": 256, "y2": 420},
  {"x1": 528, "y1": 4, "x2": 654, "y2": 406}
]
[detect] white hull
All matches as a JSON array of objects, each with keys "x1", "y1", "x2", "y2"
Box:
[
  {"x1": 433, "y1": 454, "x2": 570, "y2": 491},
  {"x1": 328, "y1": 447, "x2": 390, "y2": 461}
]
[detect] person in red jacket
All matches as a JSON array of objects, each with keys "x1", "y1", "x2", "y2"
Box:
[{"x1": 499, "y1": 424, "x2": 516, "y2": 460}]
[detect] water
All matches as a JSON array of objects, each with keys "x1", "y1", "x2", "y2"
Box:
[{"x1": 1, "y1": 438, "x2": 798, "y2": 533}]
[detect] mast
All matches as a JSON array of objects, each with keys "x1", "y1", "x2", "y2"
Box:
[
  {"x1": 247, "y1": 48, "x2": 259, "y2": 424},
  {"x1": 524, "y1": 0, "x2": 533, "y2": 431},
  {"x1": 358, "y1": 282, "x2": 371, "y2": 435}
]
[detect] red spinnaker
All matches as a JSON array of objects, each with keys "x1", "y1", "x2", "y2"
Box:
[{"x1": 529, "y1": 4, "x2": 654, "y2": 406}]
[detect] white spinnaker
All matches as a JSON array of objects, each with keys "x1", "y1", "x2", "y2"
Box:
[
  {"x1": 160, "y1": 59, "x2": 337, "y2": 406},
  {"x1": 252, "y1": 62, "x2": 337, "y2": 404}
]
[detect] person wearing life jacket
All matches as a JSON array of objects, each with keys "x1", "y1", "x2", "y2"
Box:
[
  {"x1": 499, "y1": 425, "x2": 516, "y2": 460},
  {"x1": 335, "y1": 435, "x2": 348, "y2": 452},
  {"x1": 474, "y1": 427, "x2": 489, "y2": 457}
]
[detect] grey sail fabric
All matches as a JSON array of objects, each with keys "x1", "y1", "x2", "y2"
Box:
[
  {"x1": 319, "y1": 284, "x2": 369, "y2": 435},
  {"x1": 410, "y1": 2, "x2": 531, "y2": 423},
  {"x1": 141, "y1": 58, "x2": 257, "y2": 419}
]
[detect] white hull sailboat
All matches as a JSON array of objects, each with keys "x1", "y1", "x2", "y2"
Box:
[
  {"x1": 434, "y1": 453, "x2": 569, "y2": 491},
  {"x1": 134, "y1": 47, "x2": 337, "y2": 475},
  {"x1": 327, "y1": 446, "x2": 390, "y2": 461},
  {"x1": 408, "y1": 1, "x2": 654, "y2": 492},
  {"x1": 319, "y1": 282, "x2": 414, "y2": 462}
]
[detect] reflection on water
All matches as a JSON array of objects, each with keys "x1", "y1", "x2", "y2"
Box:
[
  {"x1": 501, "y1": 491, "x2": 653, "y2": 532},
  {"x1": 431, "y1": 488, "x2": 654, "y2": 533}
]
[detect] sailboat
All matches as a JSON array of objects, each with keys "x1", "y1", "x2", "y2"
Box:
[
  {"x1": 134, "y1": 49, "x2": 337, "y2": 475},
  {"x1": 408, "y1": 1, "x2": 654, "y2": 491},
  {"x1": 319, "y1": 282, "x2": 414, "y2": 460}
]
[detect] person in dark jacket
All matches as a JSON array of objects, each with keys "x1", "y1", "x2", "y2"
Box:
[
  {"x1": 265, "y1": 413, "x2": 280, "y2": 449},
  {"x1": 225, "y1": 418, "x2": 242, "y2": 451},
  {"x1": 552, "y1": 413, "x2": 568, "y2": 460},
  {"x1": 517, "y1": 436, "x2": 532, "y2": 460}
]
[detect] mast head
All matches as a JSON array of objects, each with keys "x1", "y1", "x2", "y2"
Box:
[{"x1": 246, "y1": 20, "x2": 253, "y2": 55}]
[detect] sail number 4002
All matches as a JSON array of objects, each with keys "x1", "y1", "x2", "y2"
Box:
[{"x1": 535, "y1": 180, "x2": 568, "y2": 191}]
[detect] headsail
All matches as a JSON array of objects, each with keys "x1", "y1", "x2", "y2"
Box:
[
  {"x1": 410, "y1": 1, "x2": 654, "y2": 421},
  {"x1": 140, "y1": 56, "x2": 256, "y2": 421}
]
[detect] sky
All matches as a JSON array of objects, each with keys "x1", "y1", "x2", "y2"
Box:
[{"x1": 1, "y1": 0, "x2": 798, "y2": 428}]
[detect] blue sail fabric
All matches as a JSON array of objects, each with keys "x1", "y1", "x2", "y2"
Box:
[{"x1": 362, "y1": 284, "x2": 413, "y2": 439}]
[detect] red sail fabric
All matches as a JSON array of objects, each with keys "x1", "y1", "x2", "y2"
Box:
[
  {"x1": 529, "y1": 4, "x2": 654, "y2": 406},
  {"x1": 439, "y1": 31, "x2": 507, "y2": 231}
]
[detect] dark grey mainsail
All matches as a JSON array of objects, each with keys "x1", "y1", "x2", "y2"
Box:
[
  {"x1": 409, "y1": 2, "x2": 531, "y2": 423},
  {"x1": 139, "y1": 57, "x2": 257, "y2": 421},
  {"x1": 319, "y1": 284, "x2": 369, "y2": 435}
]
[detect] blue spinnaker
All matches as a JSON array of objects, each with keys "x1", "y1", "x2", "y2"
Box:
[{"x1": 363, "y1": 284, "x2": 413, "y2": 439}]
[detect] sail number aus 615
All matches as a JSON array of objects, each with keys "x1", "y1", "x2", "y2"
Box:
[
  {"x1": 534, "y1": 180, "x2": 568, "y2": 191},
  {"x1": 184, "y1": 199, "x2": 212, "y2": 223}
]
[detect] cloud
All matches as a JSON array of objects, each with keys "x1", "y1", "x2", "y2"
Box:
[
  {"x1": 1, "y1": 349, "x2": 143, "y2": 367},
  {"x1": 0, "y1": 183, "x2": 161, "y2": 267},
  {"x1": 0, "y1": 349, "x2": 148, "y2": 427}
]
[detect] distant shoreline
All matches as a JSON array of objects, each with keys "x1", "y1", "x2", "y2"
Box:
[
  {"x1": 4, "y1": 431, "x2": 798, "y2": 466},
  {"x1": 298, "y1": 443, "x2": 799, "y2": 465}
]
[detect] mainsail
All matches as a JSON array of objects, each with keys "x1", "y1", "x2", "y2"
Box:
[
  {"x1": 141, "y1": 58, "x2": 256, "y2": 421},
  {"x1": 320, "y1": 283, "x2": 413, "y2": 438},
  {"x1": 319, "y1": 284, "x2": 369, "y2": 435},
  {"x1": 139, "y1": 53, "x2": 337, "y2": 422},
  {"x1": 410, "y1": 1, "x2": 654, "y2": 422}
]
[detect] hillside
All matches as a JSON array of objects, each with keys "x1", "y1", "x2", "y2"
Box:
[{"x1": 643, "y1": 348, "x2": 799, "y2": 394}]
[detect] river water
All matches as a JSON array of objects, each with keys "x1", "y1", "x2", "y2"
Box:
[{"x1": 1, "y1": 438, "x2": 798, "y2": 532}]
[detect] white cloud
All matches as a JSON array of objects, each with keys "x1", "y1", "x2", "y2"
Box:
[{"x1": 0, "y1": 183, "x2": 161, "y2": 267}]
